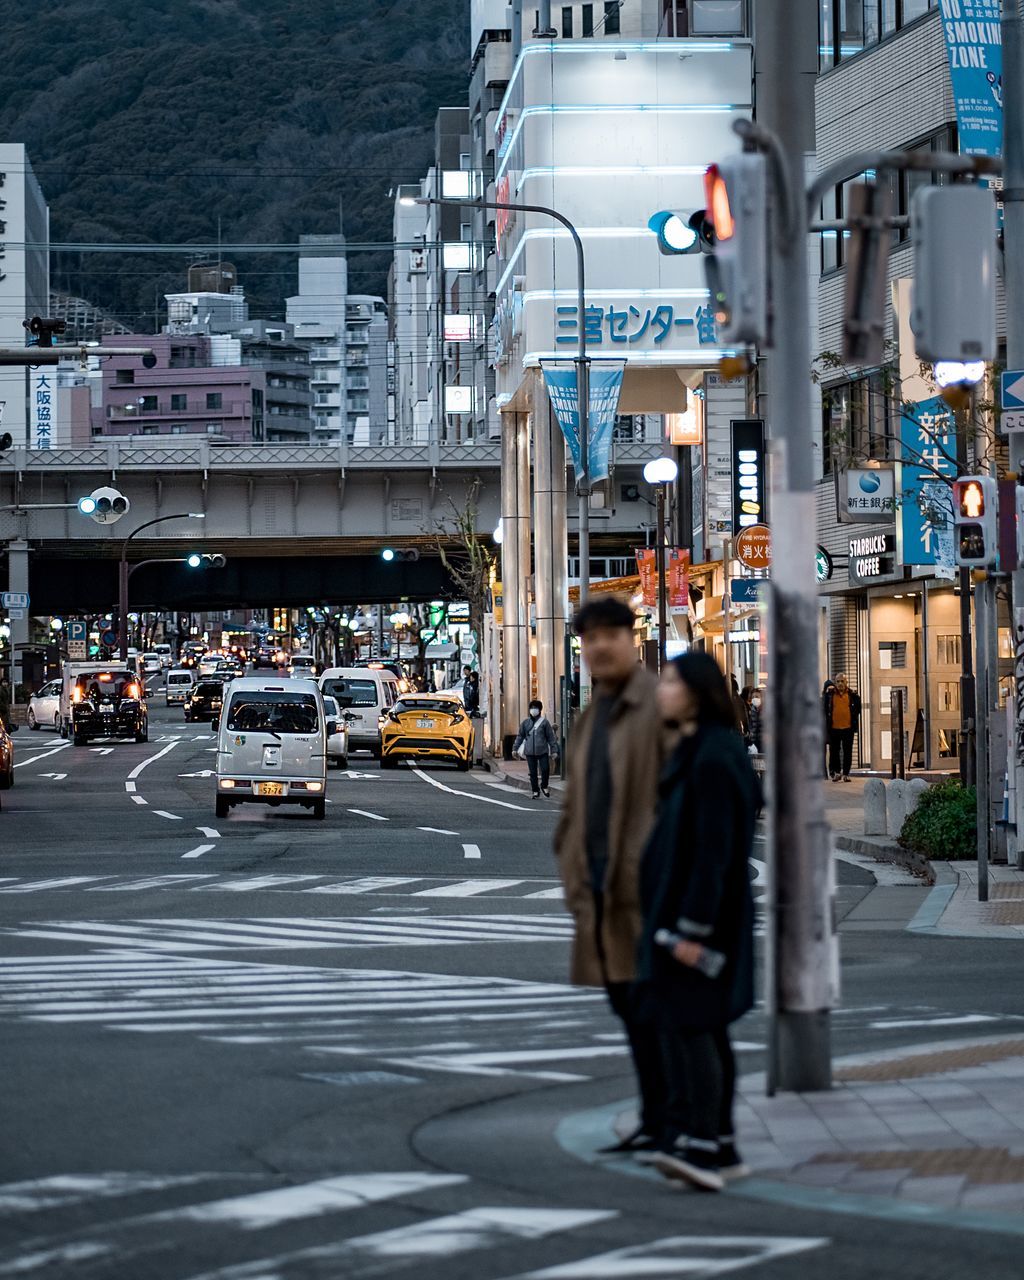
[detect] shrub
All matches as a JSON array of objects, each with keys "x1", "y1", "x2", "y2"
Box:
[{"x1": 899, "y1": 779, "x2": 977, "y2": 860}]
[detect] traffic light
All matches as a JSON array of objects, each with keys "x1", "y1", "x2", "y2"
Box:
[
  {"x1": 648, "y1": 209, "x2": 714, "y2": 256},
  {"x1": 0, "y1": 432, "x2": 11, "y2": 453},
  {"x1": 77, "y1": 487, "x2": 130, "y2": 524},
  {"x1": 381, "y1": 548, "x2": 420, "y2": 562},
  {"x1": 842, "y1": 180, "x2": 892, "y2": 366},
  {"x1": 953, "y1": 476, "x2": 997, "y2": 568},
  {"x1": 910, "y1": 184, "x2": 996, "y2": 363},
  {"x1": 186, "y1": 553, "x2": 227, "y2": 569},
  {"x1": 702, "y1": 155, "x2": 768, "y2": 345},
  {"x1": 22, "y1": 316, "x2": 66, "y2": 348}
]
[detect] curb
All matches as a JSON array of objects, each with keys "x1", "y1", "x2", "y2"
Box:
[
  {"x1": 487, "y1": 762, "x2": 567, "y2": 796},
  {"x1": 834, "y1": 833, "x2": 933, "y2": 883},
  {"x1": 906, "y1": 861, "x2": 959, "y2": 932}
]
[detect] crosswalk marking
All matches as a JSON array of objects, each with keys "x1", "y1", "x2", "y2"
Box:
[
  {"x1": 0, "y1": 1171, "x2": 224, "y2": 1215},
  {"x1": 4, "y1": 914, "x2": 574, "y2": 954},
  {"x1": 513, "y1": 1235, "x2": 830, "y2": 1278}
]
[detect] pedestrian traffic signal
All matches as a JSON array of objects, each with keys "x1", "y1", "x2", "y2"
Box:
[
  {"x1": 77, "y1": 487, "x2": 130, "y2": 524},
  {"x1": 910, "y1": 184, "x2": 996, "y2": 363},
  {"x1": 381, "y1": 548, "x2": 420, "y2": 562},
  {"x1": 953, "y1": 476, "x2": 997, "y2": 568},
  {"x1": 702, "y1": 155, "x2": 768, "y2": 345},
  {"x1": 647, "y1": 209, "x2": 714, "y2": 256}
]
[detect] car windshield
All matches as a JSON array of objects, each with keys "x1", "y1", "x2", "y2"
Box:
[
  {"x1": 76, "y1": 673, "x2": 139, "y2": 700},
  {"x1": 226, "y1": 691, "x2": 320, "y2": 734},
  {"x1": 168, "y1": 674, "x2": 192, "y2": 684},
  {"x1": 321, "y1": 678, "x2": 377, "y2": 707},
  {"x1": 395, "y1": 698, "x2": 461, "y2": 715},
  {"x1": 195, "y1": 682, "x2": 223, "y2": 696}
]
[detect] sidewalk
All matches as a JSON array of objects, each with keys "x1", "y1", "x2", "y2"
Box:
[{"x1": 561, "y1": 1034, "x2": 1024, "y2": 1229}]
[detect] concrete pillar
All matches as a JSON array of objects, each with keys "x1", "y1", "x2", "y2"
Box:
[
  {"x1": 5, "y1": 538, "x2": 30, "y2": 699},
  {"x1": 531, "y1": 373, "x2": 567, "y2": 731},
  {"x1": 500, "y1": 410, "x2": 532, "y2": 745},
  {"x1": 863, "y1": 777, "x2": 887, "y2": 836},
  {"x1": 886, "y1": 778, "x2": 908, "y2": 839}
]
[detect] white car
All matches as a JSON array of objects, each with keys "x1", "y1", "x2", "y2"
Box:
[
  {"x1": 287, "y1": 655, "x2": 318, "y2": 678},
  {"x1": 27, "y1": 679, "x2": 61, "y2": 731},
  {"x1": 141, "y1": 653, "x2": 162, "y2": 675},
  {"x1": 197, "y1": 655, "x2": 221, "y2": 677},
  {"x1": 321, "y1": 696, "x2": 350, "y2": 769},
  {"x1": 165, "y1": 669, "x2": 195, "y2": 706}
]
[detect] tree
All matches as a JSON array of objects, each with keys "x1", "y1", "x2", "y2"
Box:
[{"x1": 432, "y1": 490, "x2": 495, "y2": 655}]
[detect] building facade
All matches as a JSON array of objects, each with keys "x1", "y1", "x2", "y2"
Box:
[{"x1": 0, "y1": 144, "x2": 49, "y2": 448}]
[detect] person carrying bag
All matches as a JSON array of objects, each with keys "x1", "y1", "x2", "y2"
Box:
[{"x1": 514, "y1": 699, "x2": 558, "y2": 798}]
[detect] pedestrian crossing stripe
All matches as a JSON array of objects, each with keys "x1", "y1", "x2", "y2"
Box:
[
  {"x1": 513, "y1": 1235, "x2": 830, "y2": 1278},
  {"x1": 0, "y1": 874, "x2": 568, "y2": 900},
  {"x1": 3, "y1": 914, "x2": 575, "y2": 953}
]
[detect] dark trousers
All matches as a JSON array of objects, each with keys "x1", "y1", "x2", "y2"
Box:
[
  {"x1": 828, "y1": 728, "x2": 855, "y2": 777},
  {"x1": 526, "y1": 752, "x2": 550, "y2": 793},
  {"x1": 657, "y1": 1020, "x2": 737, "y2": 1147},
  {"x1": 606, "y1": 981, "x2": 666, "y2": 1139}
]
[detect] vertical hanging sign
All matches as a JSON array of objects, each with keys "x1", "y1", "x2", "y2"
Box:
[
  {"x1": 731, "y1": 418, "x2": 766, "y2": 531},
  {"x1": 542, "y1": 361, "x2": 625, "y2": 483},
  {"x1": 939, "y1": 0, "x2": 1003, "y2": 158},
  {"x1": 635, "y1": 548, "x2": 657, "y2": 607}
]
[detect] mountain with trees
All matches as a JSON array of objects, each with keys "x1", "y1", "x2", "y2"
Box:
[{"x1": 0, "y1": 0, "x2": 468, "y2": 327}]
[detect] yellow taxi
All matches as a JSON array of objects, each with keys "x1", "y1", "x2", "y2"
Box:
[{"x1": 380, "y1": 691, "x2": 473, "y2": 771}]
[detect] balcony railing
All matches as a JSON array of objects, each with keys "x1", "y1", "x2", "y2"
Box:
[{"x1": 107, "y1": 400, "x2": 251, "y2": 419}]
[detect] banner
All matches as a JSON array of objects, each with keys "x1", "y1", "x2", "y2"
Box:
[
  {"x1": 542, "y1": 362, "x2": 625, "y2": 483},
  {"x1": 636, "y1": 548, "x2": 657, "y2": 607},
  {"x1": 939, "y1": 0, "x2": 1002, "y2": 159},
  {"x1": 635, "y1": 548, "x2": 689, "y2": 609},
  {"x1": 899, "y1": 395, "x2": 957, "y2": 571}
]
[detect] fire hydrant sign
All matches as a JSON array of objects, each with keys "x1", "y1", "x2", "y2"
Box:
[{"x1": 734, "y1": 524, "x2": 772, "y2": 571}]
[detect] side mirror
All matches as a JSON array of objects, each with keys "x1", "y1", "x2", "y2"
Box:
[
  {"x1": 325, "y1": 719, "x2": 339, "y2": 737},
  {"x1": 210, "y1": 717, "x2": 220, "y2": 732}
]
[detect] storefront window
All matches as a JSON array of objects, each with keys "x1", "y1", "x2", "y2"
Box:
[
  {"x1": 937, "y1": 681, "x2": 960, "y2": 713},
  {"x1": 936, "y1": 633, "x2": 961, "y2": 665}
]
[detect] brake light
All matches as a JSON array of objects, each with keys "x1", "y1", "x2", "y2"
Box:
[
  {"x1": 97, "y1": 673, "x2": 113, "y2": 682},
  {"x1": 126, "y1": 683, "x2": 140, "y2": 699},
  {"x1": 72, "y1": 687, "x2": 82, "y2": 704}
]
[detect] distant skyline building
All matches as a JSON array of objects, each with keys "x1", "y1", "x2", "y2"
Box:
[{"x1": 0, "y1": 143, "x2": 49, "y2": 448}]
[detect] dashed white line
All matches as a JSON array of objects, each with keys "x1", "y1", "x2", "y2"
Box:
[
  {"x1": 130, "y1": 795, "x2": 148, "y2": 806},
  {"x1": 463, "y1": 844, "x2": 482, "y2": 860},
  {"x1": 182, "y1": 844, "x2": 216, "y2": 860},
  {"x1": 348, "y1": 809, "x2": 388, "y2": 822},
  {"x1": 196, "y1": 827, "x2": 221, "y2": 839},
  {"x1": 154, "y1": 811, "x2": 183, "y2": 821},
  {"x1": 418, "y1": 827, "x2": 459, "y2": 836},
  {"x1": 125, "y1": 781, "x2": 137, "y2": 793}
]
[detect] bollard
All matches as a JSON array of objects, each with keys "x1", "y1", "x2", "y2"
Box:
[
  {"x1": 906, "y1": 777, "x2": 928, "y2": 820},
  {"x1": 863, "y1": 777, "x2": 887, "y2": 836},
  {"x1": 887, "y1": 778, "x2": 908, "y2": 838}
]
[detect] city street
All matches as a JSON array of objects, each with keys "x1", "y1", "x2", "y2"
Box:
[{"x1": 1, "y1": 692, "x2": 1022, "y2": 1278}]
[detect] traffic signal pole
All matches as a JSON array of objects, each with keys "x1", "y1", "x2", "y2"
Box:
[
  {"x1": 1004, "y1": 1, "x2": 1024, "y2": 870},
  {"x1": 754, "y1": 0, "x2": 834, "y2": 1092}
]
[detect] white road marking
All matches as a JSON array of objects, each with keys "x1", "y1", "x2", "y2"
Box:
[
  {"x1": 345, "y1": 1206, "x2": 615, "y2": 1258},
  {"x1": 159, "y1": 1171, "x2": 466, "y2": 1231},
  {"x1": 515, "y1": 1236, "x2": 830, "y2": 1278},
  {"x1": 347, "y1": 809, "x2": 388, "y2": 821},
  {"x1": 525, "y1": 887, "x2": 564, "y2": 899},
  {"x1": 411, "y1": 765, "x2": 540, "y2": 812},
  {"x1": 462, "y1": 844, "x2": 482, "y2": 860},
  {"x1": 127, "y1": 740, "x2": 180, "y2": 780},
  {"x1": 154, "y1": 811, "x2": 183, "y2": 821},
  {"x1": 0, "y1": 877, "x2": 106, "y2": 894},
  {"x1": 90, "y1": 747, "x2": 114, "y2": 755},
  {"x1": 179, "y1": 770, "x2": 216, "y2": 778},
  {"x1": 125, "y1": 780, "x2": 137, "y2": 793},
  {"x1": 0, "y1": 1171, "x2": 224, "y2": 1214},
  {"x1": 131, "y1": 795, "x2": 148, "y2": 806},
  {"x1": 38, "y1": 772, "x2": 67, "y2": 780},
  {"x1": 182, "y1": 844, "x2": 217, "y2": 861},
  {"x1": 414, "y1": 879, "x2": 517, "y2": 897},
  {"x1": 91, "y1": 876, "x2": 216, "y2": 892},
  {"x1": 205, "y1": 875, "x2": 324, "y2": 892},
  {"x1": 305, "y1": 877, "x2": 422, "y2": 895},
  {"x1": 342, "y1": 770, "x2": 381, "y2": 780},
  {"x1": 13, "y1": 744, "x2": 70, "y2": 768},
  {"x1": 196, "y1": 827, "x2": 221, "y2": 839},
  {"x1": 749, "y1": 857, "x2": 767, "y2": 887},
  {"x1": 417, "y1": 826, "x2": 459, "y2": 836},
  {"x1": 869, "y1": 1014, "x2": 1003, "y2": 1029}
]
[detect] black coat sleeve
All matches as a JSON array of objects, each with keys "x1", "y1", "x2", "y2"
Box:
[{"x1": 673, "y1": 759, "x2": 736, "y2": 941}]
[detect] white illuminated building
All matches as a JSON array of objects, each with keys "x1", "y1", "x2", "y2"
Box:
[{"x1": 0, "y1": 143, "x2": 49, "y2": 448}]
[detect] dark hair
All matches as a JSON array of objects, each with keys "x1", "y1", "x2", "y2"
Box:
[
  {"x1": 529, "y1": 699, "x2": 543, "y2": 712},
  {"x1": 573, "y1": 596, "x2": 635, "y2": 636},
  {"x1": 670, "y1": 653, "x2": 738, "y2": 729},
  {"x1": 741, "y1": 685, "x2": 754, "y2": 704}
]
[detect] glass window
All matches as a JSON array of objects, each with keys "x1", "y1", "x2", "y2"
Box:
[
  {"x1": 139, "y1": 395, "x2": 158, "y2": 411},
  {"x1": 225, "y1": 691, "x2": 319, "y2": 734},
  {"x1": 901, "y1": 0, "x2": 932, "y2": 24},
  {"x1": 115, "y1": 369, "x2": 134, "y2": 385},
  {"x1": 394, "y1": 698, "x2": 465, "y2": 715},
  {"x1": 937, "y1": 681, "x2": 961, "y2": 713},
  {"x1": 936, "y1": 634, "x2": 962, "y2": 665},
  {"x1": 603, "y1": 0, "x2": 620, "y2": 32},
  {"x1": 690, "y1": 0, "x2": 746, "y2": 35},
  {"x1": 321, "y1": 677, "x2": 379, "y2": 707},
  {"x1": 562, "y1": 4, "x2": 572, "y2": 34},
  {"x1": 206, "y1": 392, "x2": 223, "y2": 410},
  {"x1": 171, "y1": 393, "x2": 187, "y2": 411},
  {"x1": 582, "y1": 3, "x2": 594, "y2": 35}
]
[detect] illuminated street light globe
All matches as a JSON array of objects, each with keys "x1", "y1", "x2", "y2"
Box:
[
  {"x1": 49, "y1": 617, "x2": 64, "y2": 632},
  {"x1": 493, "y1": 522, "x2": 504, "y2": 545},
  {"x1": 643, "y1": 456, "x2": 680, "y2": 486}
]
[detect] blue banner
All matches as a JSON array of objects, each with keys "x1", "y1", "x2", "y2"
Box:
[
  {"x1": 939, "y1": 0, "x2": 1002, "y2": 158},
  {"x1": 899, "y1": 396, "x2": 957, "y2": 572},
  {"x1": 542, "y1": 363, "x2": 625, "y2": 483}
]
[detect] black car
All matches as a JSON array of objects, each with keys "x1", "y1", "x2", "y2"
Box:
[
  {"x1": 184, "y1": 680, "x2": 224, "y2": 722},
  {"x1": 71, "y1": 671, "x2": 148, "y2": 745},
  {"x1": 0, "y1": 721, "x2": 15, "y2": 807}
]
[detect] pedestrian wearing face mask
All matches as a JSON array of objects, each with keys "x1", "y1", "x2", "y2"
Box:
[
  {"x1": 514, "y1": 699, "x2": 559, "y2": 798},
  {"x1": 742, "y1": 686, "x2": 764, "y2": 754}
]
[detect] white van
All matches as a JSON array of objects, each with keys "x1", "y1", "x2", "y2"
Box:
[
  {"x1": 318, "y1": 667, "x2": 400, "y2": 757},
  {"x1": 153, "y1": 643, "x2": 173, "y2": 668},
  {"x1": 214, "y1": 676, "x2": 333, "y2": 820},
  {"x1": 165, "y1": 668, "x2": 195, "y2": 706}
]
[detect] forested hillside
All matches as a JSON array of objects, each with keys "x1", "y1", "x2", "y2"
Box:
[{"x1": 0, "y1": 0, "x2": 468, "y2": 325}]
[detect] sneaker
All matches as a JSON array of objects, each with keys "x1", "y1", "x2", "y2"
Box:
[
  {"x1": 541, "y1": 787, "x2": 551, "y2": 798},
  {"x1": 717, "y1": 1138, "x2": 750, "y2": 1181},
  {"x1": 595, "y1": 1127, "x2": 660, "y2": 1157},
  {"x1": 652, "y1": 1142, "x2": 724, "y2": 1191},
  {"x1": 842, "y1": 774, "x2": 852, "y2": 783},
  {"x1": 531, "y1": 790, "x2": 541, "y2": 799}
]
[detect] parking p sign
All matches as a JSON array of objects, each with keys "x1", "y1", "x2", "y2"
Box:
[{"x1": 67, "y1": 619, "x2": 88, "y2": 660}]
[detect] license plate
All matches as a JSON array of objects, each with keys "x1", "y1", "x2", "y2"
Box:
[
  {"x1": 258, "y1": 782, "x2": 284, "y2": 796},
  {"x1": 417, "y1": 719, "x2": 435, "y2": 729}
]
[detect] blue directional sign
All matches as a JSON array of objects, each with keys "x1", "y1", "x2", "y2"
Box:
[
  {"x1": 1, "y1": 591, "x2": 29, "y2": 609},
  {"x1": 730, "y1": 578, "x2": 763, "y2": 605},
  {"x1": 1002, "y1": 371, "x2": 1024, "y2": 410}
]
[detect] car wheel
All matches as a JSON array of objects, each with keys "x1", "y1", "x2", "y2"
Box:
[
  {"x1": 456, "y1": 757, "x2": 471, "y2": 772},
  {"x1": 27, "y1": 710, "x2": 38, "y2": 730},
  {"x1": 379, "y1": 755, "x2": 396, "y2": 770},
  {"x1": 135, "y1": 728, "x2": 149, "y2": 743},
  {"x1": 338, "y1": 757, "x2": 348, "y2": 771},
  {"x1": 73, "y1": 735, "x2": 88, "y2": 746},
  {"x1": 215, "y1": 795, "x2": 230, "y2": 820},
  {"x1": 313, "y1": 798, "x2": 326, "y2": 820},
  {"x1": 0, "y1": 768, "x2": 11, "y2": 791},
  {"x1": 59, "y1": 721, "x2": 67, "y2": 739},
  {"x1": 53, "y1": 714, "x2": 61, "y2": 732}
]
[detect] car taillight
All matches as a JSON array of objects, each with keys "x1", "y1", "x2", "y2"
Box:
[
  {"x1": 72, "y1": 688, "x2": 82, "y2": 703},
  {"x1": 126, "y1": 683, "x2": 140, "y2": 699}
]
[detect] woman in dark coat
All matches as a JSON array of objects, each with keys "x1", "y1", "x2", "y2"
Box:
[{"x1": 637, "y1": 652, "x2": 758, "y2": 1192}]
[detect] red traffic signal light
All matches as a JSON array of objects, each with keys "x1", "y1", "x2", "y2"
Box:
[{"x1": 704, "y1": 165, "x2": 735, "y2": 241}]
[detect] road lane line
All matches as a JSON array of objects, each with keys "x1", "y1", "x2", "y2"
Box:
[
  {"x1": 13, "y1": 743, "x2": 70, "y2": 769},
  {"x1": 417, "y1": 826, "x2": 459, "y2": 836},
  {"x1": 196, "y1": 826, "x2": 221, "y2": 838},
  {"x1": 182, "y1": 844, "x2": 216, "y2": 860},
  {"x1": 347, "y1": 809, "x2": 388, "y2": 821},
  {"x1": 154, "y1": 811, "x2": 183, "y2": 821},
  {"x1": 127, "y1": 740, "x2": 180, "y2": 780},
  {"x1": 410, "y1": 766, "x2": 540, "y2": 812},
  {"x1": 462, "y1": 844, "x2": 482, "y2": 860},
  {"x1": 125, "y1": 780, "x2": 137, "y2": 792},
  {"x1": 131, "y1": 795, "x2": 148, "y2": 806}
]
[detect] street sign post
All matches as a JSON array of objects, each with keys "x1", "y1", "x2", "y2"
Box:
[
  {"x1": 734, "y1": 523, "x2": 772, "y2": 570},
  {"x1": 1, "y1": 591, "x2": 29, "y2": 609},
  {"x1": 1001, "y1": 370, "x2": 1024, "y2": 410},
  {"x1": 1001, "y1": 410, "x2": 1024, "y2": 434},
  {"x1": 730, "y1": 578, "x2": 764, "y2": 605},
  {"x1": 67, "y1": 619, "x2": 88, "y2": 661}
]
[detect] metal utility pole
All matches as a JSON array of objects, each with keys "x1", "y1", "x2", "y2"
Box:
[
  {"x1": 655, "y1": 483, "x2": 668, "y2": 670},
  {"x1": 118, "y1": 514, "x2": 204, "y2": 661},
  {"x1": 1005, "y1": 1, "x2": 1024, "y2": 869},
  {"x1": 755, "y1": 0, "x2": 834, "y2": 1091}
]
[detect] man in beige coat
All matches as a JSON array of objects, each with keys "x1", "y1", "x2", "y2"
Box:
[{"x1": 555, "y1": 595, "x2": 666, "y2": 1153}]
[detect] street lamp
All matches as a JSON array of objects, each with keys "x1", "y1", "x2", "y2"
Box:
[
  {"x1": 643, "y1": 456, "x2": 679, "y2": 670},
  {"x1": 119, "y1": 513, "x2": 205, "y2": 660}
]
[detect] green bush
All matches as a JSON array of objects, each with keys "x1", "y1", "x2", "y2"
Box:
[{"x1": 899, "y1": 780, "x2": 977, "y2": 860}]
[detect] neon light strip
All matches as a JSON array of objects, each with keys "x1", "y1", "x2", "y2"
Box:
[
  {"x1": 522, "y1": 349, "x2": 738, "y2": 366},
  {"x1": 496, "y1": 227, "x2": 669, "y2": 297},
  {"x1": 517, "y1": 164, "x2": 708, "y2": 184},
  {"x1": 523, "y1": 288, "x2": 708, "y2": 303},
  {"x1": 495, "y1": 38, "x2": 747, "y2": 124},
  {"x1": 496, "y1": 104, "x2": 742, "y2": 183}
]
